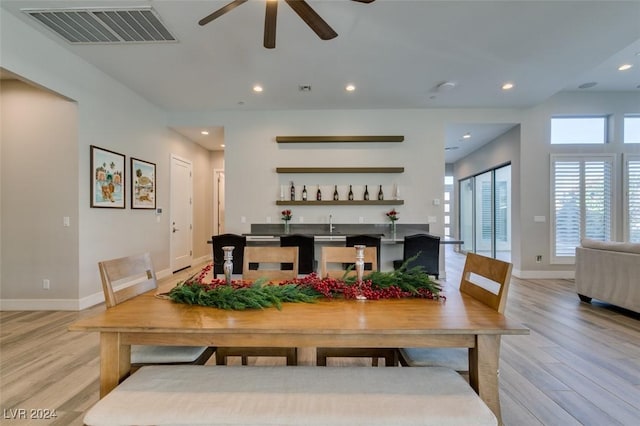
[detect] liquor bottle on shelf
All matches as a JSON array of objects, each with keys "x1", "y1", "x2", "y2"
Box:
[
  {"x1": 333, "y1": 185, "x2": 339, "y2": 201},
  {"x1": 348, "y1": 185, "x2": 354, "y2": 201},
  {"x1": 302, "y1": 185, "x2": 308, "y2": 201},
  {"x1": 377, "y1": 185, "x2": 384, "y2": 201},
  {"x1": 316, "y1": 185, "x2": 322, "y2": 201},
  {"x1": 364, "y1": 185, "x2": 370, "y2": 200},
  {"x1": 290, "y1": 181, "x2": 295, "y2": 201}
]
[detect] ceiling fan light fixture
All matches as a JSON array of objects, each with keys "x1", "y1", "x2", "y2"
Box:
[{"x1": 345, "y1": 84, "x2": 356, "y2": 92}]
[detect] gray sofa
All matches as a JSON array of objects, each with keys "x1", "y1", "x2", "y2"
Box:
[{"x1": 575, "y1": 238, "x2": 640, "y2": 314}]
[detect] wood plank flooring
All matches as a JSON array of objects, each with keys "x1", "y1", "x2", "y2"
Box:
[{"x1": 1, "y1": 248, "x2": 639, "y2": 425}]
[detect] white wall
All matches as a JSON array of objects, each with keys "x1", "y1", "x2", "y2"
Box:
[
  {"x1": 1, "y1": 81, "x2": 79, "y2": 304},
  {"x1": 1, "y1": 12, "x2": 216, "y2": 309},
  {"x1": 518, "y1": 91, "x2": 640, "y2": 277}
]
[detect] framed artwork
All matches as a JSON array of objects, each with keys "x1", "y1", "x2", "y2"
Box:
[
  {"x1": 131, "y1": 158, "x2": 156, "y2": 209},
  {"x1": 90, "y1": 145, "x2": 125, "y2": 208}
]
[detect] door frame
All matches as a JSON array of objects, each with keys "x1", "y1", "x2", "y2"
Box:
[{"x1": 213, "y1": 168, "x2": 225, "y2": 236}]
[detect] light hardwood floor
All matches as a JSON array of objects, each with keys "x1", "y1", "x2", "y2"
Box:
[{"x1": 1, "y1": 248, "x2": 639, "y2": 425}]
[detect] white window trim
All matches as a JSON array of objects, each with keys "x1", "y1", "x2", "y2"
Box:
[
  {"x1": 549, "y1": 153, "x2": 616, "y2": 264},
  {"x1": 624, "y1": 153, "x2": 640, "y2": 242}
]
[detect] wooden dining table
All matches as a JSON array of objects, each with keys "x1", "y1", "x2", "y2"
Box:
[{"x1": 69, "y1": 285, "x2": 528, "y2": 424}]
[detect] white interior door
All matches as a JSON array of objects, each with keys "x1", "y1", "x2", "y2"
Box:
[
  {"x1": 170, "y1": 155, "x2": 193, "y2": 272},
  {"x1": 214, "y1": 169, "x2": 225, "y2": 235}
]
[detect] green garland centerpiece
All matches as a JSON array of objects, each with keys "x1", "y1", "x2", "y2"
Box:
[{"x1": 168, "y1": 256, "x2": 442, "y2": 310}]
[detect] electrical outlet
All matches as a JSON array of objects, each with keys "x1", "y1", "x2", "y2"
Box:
[
  {"x1": 43, "y1": 279, "x2": 50, "y2": 290},
  {"x1": 536, "y1": 255, "x2": 542, "y2": 263}
]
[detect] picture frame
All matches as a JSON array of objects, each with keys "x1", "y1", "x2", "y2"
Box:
[
  {"x1": 131, "y1": 157, "x2": 156, "y2": 209},
  {"x1": 90, "y1": 145, "x2": 125, "y2": 208}
]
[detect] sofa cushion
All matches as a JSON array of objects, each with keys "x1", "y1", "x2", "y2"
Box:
[{"x1": 580, "y1": 238, "x2": 640, "y2": 255}]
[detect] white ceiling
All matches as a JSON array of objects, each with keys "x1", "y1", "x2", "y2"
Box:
[{"x1": 2, "y1": 0, "x2": 639, "y2": 162}]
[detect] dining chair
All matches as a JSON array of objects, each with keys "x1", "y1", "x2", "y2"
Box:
[
  {"x1": 393, "y1": 233, "x2": 441, "y2": 279},
  {"x1": 346, "y1": 234, "x2": 381, "y2": 271},
  {"x1": 241, "y1": 246, "x2": 299, "y2": 281},
  {"x1": 215, "y1": 246, "x2": 299, "y2": 365},
  {"x1": 317, "y1": 245, "x2": 395, "y2": 366},
  {"x1": 319, "y1": 246, "x2": 377, "y2": 279},
  {"x1": 398, "y1": 252, "x2": 513, "y2": 375},
  {"x1": 280, "y1": 234, "x2": 316, "y2": 274},
  {"x1": 98, "y1": 253, "x2": 215, "y2": 376},
  {"x1": 212, "y1": 233, "x2": 246, "y2": 278}
]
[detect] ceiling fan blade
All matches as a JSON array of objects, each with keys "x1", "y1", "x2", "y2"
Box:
[
  {"x1": 199, "y1": 0, "x2": 248, "y2": 26},
  {"x1": 351, "y1": 0, "x2": 376, "y2": 3},
  {"x1": 284, "y1": 0, "x2": 337, "y2": 40},
  {"x1": 264, "y1": 0, "x2": 278, "y2": 49}
]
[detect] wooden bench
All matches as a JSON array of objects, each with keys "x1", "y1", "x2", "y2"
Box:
[{"x1": 84, "y1": 365, "x2": 497, "y2": 425}]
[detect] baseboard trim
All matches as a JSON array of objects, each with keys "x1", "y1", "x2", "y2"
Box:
[
  {"x1": 0, "y1": 298, "x2": 80, "y2": 311},
  {"x1": 512, "y1": 268, "x2": 575, "y2": 279},
  {"x1": 2, "y1": 255, "x2": 213, "y2": 311}
]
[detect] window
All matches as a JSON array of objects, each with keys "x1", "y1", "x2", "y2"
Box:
[
  {"x1": 551, "y1": 155, "x2": 614, "y2": 262},
  {"x1": 625, "y1": 155, "x2": 640, "y2": 242},
  {"x1": 550, "y1": 116, "x2": 608, "y2": 144},
  {"x1": 624, "y1": 114, "x2": 640, "y2": 144}
]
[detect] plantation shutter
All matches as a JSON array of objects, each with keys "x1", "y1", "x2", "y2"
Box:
[
  {"x1": 551, "y1": 155, "x2": 614, "y2": 261},
  {"x1": 553, "y1": 160, "x2": 581, "y2": 257},
  {"x1": 627, "y1": 157, "x2": 640, "y2": 242}
]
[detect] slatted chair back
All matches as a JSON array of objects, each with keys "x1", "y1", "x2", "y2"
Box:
[
  {"x1": 242, "y1": 246, "x2": 299, "y2": 281},
  {"x1": 346, "y1": 234, "x2": 381, "y2": 271},
  {"x1": 460, "y1": 252, "x2": 513, "y2": 314},
  {"x1": 99, "y1": 252, "x2": 157, "y2": 308},
  {"x1": 320, "y1": 246, "x2": 378, "y2": 279}
]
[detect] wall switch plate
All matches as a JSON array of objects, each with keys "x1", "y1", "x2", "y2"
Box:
[
  {"x1": 43, "y1": 279, "x2": 50, "y2": 290},
  {"x1": 63, "y1": 216, "x2": 70, "y2": 227}
]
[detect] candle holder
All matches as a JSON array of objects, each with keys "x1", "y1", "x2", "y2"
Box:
[
  {"x1": 222, "y1": 246, "x2": 234, "y2": 285},
  {"x1": 354, "y1": 245, "x2": 366, "y2": 300}
]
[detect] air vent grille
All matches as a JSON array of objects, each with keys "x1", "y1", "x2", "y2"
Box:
[{"x1": 22, "y1": 7, "x2": 176, "y2": 44}]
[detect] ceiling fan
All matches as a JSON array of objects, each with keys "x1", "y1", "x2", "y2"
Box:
[{"x1": 199, "y1": 0, "x2": 375, "y2": 49}]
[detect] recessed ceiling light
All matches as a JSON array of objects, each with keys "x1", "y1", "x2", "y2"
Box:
[
  {"x1": 220, "y1": 144, "x2": 225, "y2": 148},
  {"x1": 618, "y1": 64, "x2": 633, "y2": 71},
  {"x1": 462, "y1": 133, "x2": 471, "y2": 139},
  {"x1": 502, "y1": 82, "x2": 514, "y2": 90},
  {"x1": 201, "y1": 130, "x2": 209, "y2": 135},
  {"x1": 253, "y1": 85, "x2": 263, "y2": 92},
  {"x1": 345, "y1": 84, "x2": 356, "y2": 92}
]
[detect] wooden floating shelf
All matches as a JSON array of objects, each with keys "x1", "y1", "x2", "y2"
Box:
[
  {"x1": 276, "y1": 136, "x2": 404, "y2": 143},
  {"x1": 276, "y1": 167, "x2": 404, "y2": 174},
  {"x1": 276, "y1": 200, "x2": 404, "y2": 206}
]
